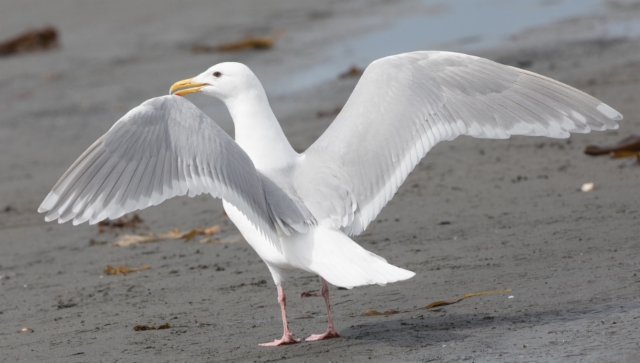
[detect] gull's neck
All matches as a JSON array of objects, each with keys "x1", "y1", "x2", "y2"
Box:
[{"x1": 223, "y1": 86, "x2": 298, "y2": 171}]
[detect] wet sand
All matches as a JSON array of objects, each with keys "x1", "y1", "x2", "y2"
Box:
[{"x1": 1, "y1": 1, "x2": 639, "y2": 362}]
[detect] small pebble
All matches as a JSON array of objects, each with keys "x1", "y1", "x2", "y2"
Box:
[
  {"x1": 508, "y1": 296, "x2": 514, "y2": 299},
  {"x1": 20, "y1": 327, "x2": 34, "y2": 333},
  {"x1": 581, "y1": 182, "x2": 594, "y2": 192}
]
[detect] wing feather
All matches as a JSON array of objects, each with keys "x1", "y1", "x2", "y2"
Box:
[
  {"x1": 298, "y1": 51, "x2": 623, "y2": 235},
  {"x1": 39, "y1": 95, "x2": 284, "y2": 251}
]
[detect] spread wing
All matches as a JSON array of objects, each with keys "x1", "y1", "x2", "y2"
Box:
[
  {"x1": 297, "y1": 51, "x2": 622, "y2": 235},
  {"x1": 39, "y1": 95, "x2": 289, "y2": 250}
]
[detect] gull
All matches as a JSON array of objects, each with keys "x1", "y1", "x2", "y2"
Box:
[{"x1": 39, "y1": 51, "x2": 622, "y2": 346}]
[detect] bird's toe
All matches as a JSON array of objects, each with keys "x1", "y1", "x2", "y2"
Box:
[
  {"x1": 259, "y1": 335, "x2": 301, "y2": 347},
  {"x1": 305, "y1": 330, "x2": 340, "y2": 341}
]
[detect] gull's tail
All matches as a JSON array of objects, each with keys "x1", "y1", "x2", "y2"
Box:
[{"x1": 284, "y1": 227, "x2": 415, "y2": 289}]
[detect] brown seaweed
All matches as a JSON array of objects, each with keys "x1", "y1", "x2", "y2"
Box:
[
  {"x1": 339, "y1": 65, "x2": 364, "y2": 79},
  {"x1": 103, "y1": 264, "x2": 150, "y2": 275},
  {"x1": 362, "y1": 288, "x2": 512, "y2": 316},
  {"x1": 111, "y1": 225, "x2": 221, "y2": 246},
  {"x1": 363, "y1": 309, "x2": 402, "y2": 316},
  {"x1": 191, "y1": 30, "x2": 284, "y2": 53},
  {"x1": 584, "y1": 135, "x2": 640, "y2": 156},
  {"x1": 98, "y1": 213, "x2": 144, "y2": 232},
  {"x1": 133, "y1": 323, "x2": 171, "y2": 331},
  {"x1": 0, "y1": 27, "x2": 59, "y2": 57},
  {"x1": 316, "y1": 107, "x2": 342, "y2": 118},
  {"x1": 424, "y1": 289, "x2": 512, "y2": 309}
]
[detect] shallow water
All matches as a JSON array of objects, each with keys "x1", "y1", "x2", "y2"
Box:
[{"x1": 270, "y1": 0, "x2": 631, "y2": 94}]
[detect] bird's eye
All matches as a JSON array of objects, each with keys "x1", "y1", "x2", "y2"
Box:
[{"x1": 213, "y1": 71, "x2": 222, "y2": 77}]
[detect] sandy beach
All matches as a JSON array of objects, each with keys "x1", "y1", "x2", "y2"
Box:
[{"x1": 1, "y1": 0, "x2": 639, "y2": 362}]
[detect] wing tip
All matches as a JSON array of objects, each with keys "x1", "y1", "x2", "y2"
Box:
[
  {"x1": 597, "y1": 103, "x2": 623, "y2": 121},
  {"x1": 38, "y1": 192, "x2": 58, "y2": 213}
]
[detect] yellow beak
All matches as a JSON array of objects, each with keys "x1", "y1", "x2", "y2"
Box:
[{"x1": 169, "y1": 78, "x2": 208, "y2": 96}]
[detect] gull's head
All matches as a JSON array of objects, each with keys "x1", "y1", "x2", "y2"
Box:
[{"x1": 169, "y1": 62, "x2": 259, "y2": 101}]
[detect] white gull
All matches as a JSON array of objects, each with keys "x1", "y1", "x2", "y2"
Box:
[{"x1": 39, "y1": 51, "x2": 623, "y2": 346}]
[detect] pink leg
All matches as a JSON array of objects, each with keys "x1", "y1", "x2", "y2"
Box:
[
  {"x1": 259, "y1": 284, "x2": 301, "y2": 347},
  {"x1": 306, "y1": 278, "x2": 340, "y2": 341}
]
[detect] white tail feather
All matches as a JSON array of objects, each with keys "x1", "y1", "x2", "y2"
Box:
[{"x1": 284, "y1": 227, "x2": 415, "y2": 288}]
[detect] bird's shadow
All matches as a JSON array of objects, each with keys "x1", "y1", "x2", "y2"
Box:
[
  {"x1": 337, "y1": 301, "x2": 634, "y2": 348},
  {"x1": 262, "y1": 302, "x2": 637, "y2": 362}
]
